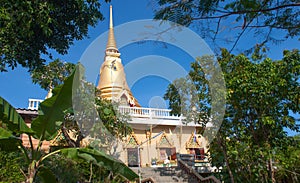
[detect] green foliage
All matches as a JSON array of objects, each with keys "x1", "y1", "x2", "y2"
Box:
[
  {"x1": 31, "y1": 66, "x2": 75, "y2": 141},
  {"x1": 0, "y1": 129, "x2": 21, "y2": 152},
  {"x1": 41, "y1": 154, "x2": 129, "y2": 183},
  {"x1": 68, "y1": 63, "x2": 132, "y2": 150},
  {"x1": 0, "y1": 64, "x2": 138, "y2": 182},
  {"x1": 36, "y1": 154, "x2": 81, "y2": 183},
  {"x1": 164, "y1": 49, "x2": 300, "y2": 182},
  {"x1": 164, "y1": 83, "x2": 182, "y2": 116},
  {"x1": 35, "y1": 166, "x2": 57, "y2": 183},
  {"x1": 164, "y1": 55, "x2": 222, "y2": 126},
  {"x1": 274, "y1": 136, "x2": 300, "y2": 182},
  {"x1": 0, "y1": 151, "x2": 26, "y2": 183},
  {"x1": 0, "y1": 97, "x2": 34, "y2": 135},
  {"x1": 153, "y1": 0, "x2": 300, "y2": 51},
  {"x1": 95, "y1": 98, "x2": 132, "y2": 140},
  {"x1": 0, "y1": 0, "x2": 103, "y2": 72},
  {"x1": 60, "y1": 148, "x2": 138, "y2": 181},
  {"x1": 0, "y1": 96, "x2": 33, "y2": 151},
  {"x1": 213, "y1": 49, "x2": 299, "y2": 182},
  {"x1": 31, "y1": 59, "x2": 75, "y2": 91}
]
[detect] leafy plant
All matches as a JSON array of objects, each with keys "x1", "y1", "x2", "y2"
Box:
[
  {"x1": 0, "y1": 0, "x2": 105, "y2": 72},
  {"x1": 164, "y1": 49, "x2": 300, "y2": 182},
  {"x1": 31, "y1": 59, "x2": 75, "y2": 91},
  {"x1": 0, "y1": 151, "x2": 26, "y2": 183},
  {"x1": 153, "y1": 0, "x2": 300, "y2": 52},
  {"x1": 0, "y1": 64, "x2": 138, "y2": 182}
]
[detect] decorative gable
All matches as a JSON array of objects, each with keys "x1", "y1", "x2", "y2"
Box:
[
  {"x1": 117, "y1": 90, "x2": 138, "y2": 107},
  {"x1": 126, "y1": 132, "x2": 140, "y2": 148},
  {"x1": 186, "y1": 132, "x2": 202, "y2": 149},
  {"x1": 156, "y1": 132, "x2": 173, "y2": 148}
]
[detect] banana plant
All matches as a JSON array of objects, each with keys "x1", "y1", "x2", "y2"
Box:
[{"x1": 0, "y1": 64, "x2": 138, "y2": 183}]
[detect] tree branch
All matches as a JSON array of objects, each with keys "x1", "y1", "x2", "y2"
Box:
[
  {"x1": 213, "y1": 18, "x2": 222, "y2": 41},
  {"x1": 61, "y1": 126, "x2": 77, "y2": 147},
  {"x1": 235, "y1": 25, "x2": 300, "y2": 30},
  {"x1": 229, "y1": 14, "x2": 257, "y2": 52},
  {"x1": 192, "y1": 3, "x2": 300, "y2": 20}
]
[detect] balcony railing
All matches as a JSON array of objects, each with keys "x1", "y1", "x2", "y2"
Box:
[
  {"x1": 28, "y1": 99, "x2": 43, "y2": 110},
  {"x1": 27, "y1": 99, "x2": 180, "y2": 120},
  {"x1": 27, "y1": 100, "x2": 209, "y2": 126},
  {"x1": 118, "y1": 106, "x2": 182, "y2": 120}
]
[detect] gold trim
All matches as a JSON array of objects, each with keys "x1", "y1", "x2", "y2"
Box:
[
  {"x1": 185, "y1": 132, "x2": 202, "y2": 149},
  {"x1": 126, "y1": 132, "x2": 140, "y2": 148},
  {"x1": 156, "y1": 132, "x2": 173, "y2": 148}
]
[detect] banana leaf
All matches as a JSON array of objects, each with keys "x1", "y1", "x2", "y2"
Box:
[
  {"x1": 0, "y1": 127, "x2": 22, "y2": 151},
  {"x1": 36, "y1": 166, "x2": 57, "y2": 183},
  {"x1": 31, "y1": 66, "x2": 77, "y2": 141},
  {"x1": 0, "y1": 96, "x2": 33, "y2": 151},
  {"x1": 60, "y1": 148, "x2": 138, "y2": 181},
  {"x1": 0, "y1": 97, "x2": 34, "y2": 135}
]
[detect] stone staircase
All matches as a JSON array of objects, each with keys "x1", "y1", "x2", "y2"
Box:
[
  {"x1": 131, "y1": 160, "x2": 221, "y2": 183},
  {"x1": 131, "y1": 167, "x2": 189, "y2": 183}
]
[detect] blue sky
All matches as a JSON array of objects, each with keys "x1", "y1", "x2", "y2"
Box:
[{"x1": 0, "y1": 1, "x2": 299, "y2": 135}]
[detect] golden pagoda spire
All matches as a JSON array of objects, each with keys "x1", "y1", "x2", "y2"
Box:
[
  {"x1": 106, "y1": 5, "x2": 118, "y2": 51},
  {"x1": 96, "y1": 5, "x2": 140, "y2": 107}
]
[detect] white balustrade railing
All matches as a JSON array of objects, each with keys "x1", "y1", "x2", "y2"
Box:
[
  {"x1": 118, "y1": 106, "x2": 182, "y2": 120},
  {"x1": 28, "y1": 99, "x2": 43, "y2": 110},
  {"x1": 27, "y1": 99, "x2": 183, "y2": 122}
]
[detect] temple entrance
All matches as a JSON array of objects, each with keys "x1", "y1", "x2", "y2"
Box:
[
  {"x1": 186, "y1": 132, "x2": 205, "y2": 161},
  {"x1": 126, "y1": 133, "x2": 140, "y2": 167},
  {"x1": 156, "y1": 132, "x2": 177, "y2": 166},
  {"x1": 189, "y1": 148, "x2": 205, "y2": 160},
  {"x1": 127, "y1": 148, "x2": 139, "y2": 167},
  {"x1": 159, "y1": 147, "x2": 176, "y2": 161}
]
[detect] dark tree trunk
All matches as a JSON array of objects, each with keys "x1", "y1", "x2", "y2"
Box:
[{"x1": 217, "y1": 135, "x2": 235, "y2": 183}]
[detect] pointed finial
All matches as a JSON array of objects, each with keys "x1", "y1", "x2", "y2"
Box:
[
  {"x1": 109, "y1": 5, "x2": 113, "y2": 29},
  {"x1": 106, "y1": 5, "x2": 118, "y2": 51}
]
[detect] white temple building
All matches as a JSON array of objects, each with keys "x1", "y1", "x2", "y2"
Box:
[{"x1": 22, "y1": 6, "x2": 214, "y2": 172}]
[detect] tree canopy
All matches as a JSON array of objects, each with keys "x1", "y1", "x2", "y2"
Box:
[
  {"x1": 164, "y1": 49, "x2": 300, "y2": 182},
  {"x1": 31, "y1": 59, "x2": 75, "y2": 91},
  {"x1": 0, "y1": 0, "x2": 110, "y2": 72},
  {"x1": 153, "y1": 0, "x2": 300, "y2": 52}
]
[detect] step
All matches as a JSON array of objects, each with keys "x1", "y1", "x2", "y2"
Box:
[{"x1": 131, "y1": 167, "x2": 188, "y2": 183}]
